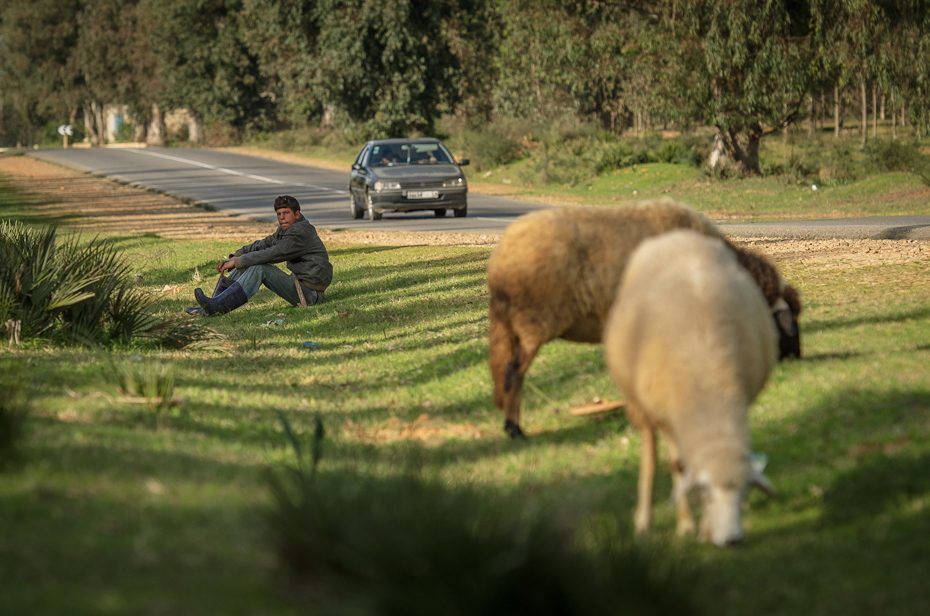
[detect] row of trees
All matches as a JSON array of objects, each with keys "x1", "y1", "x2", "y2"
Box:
[{"x1": 2, "y1": 0, "x2": 929, "y2": 173}]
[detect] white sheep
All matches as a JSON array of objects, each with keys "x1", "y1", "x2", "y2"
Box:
[
  {"x1": 603, "y1": 230, "x2": 778, "y2": 546},
  {"x1": 487, "y1": 199, "x2": 801, "y2": 439}
]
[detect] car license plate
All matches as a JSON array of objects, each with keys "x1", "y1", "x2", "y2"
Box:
[{"x1": 406, "y1": 190, "x2": 439, "y2": 199}]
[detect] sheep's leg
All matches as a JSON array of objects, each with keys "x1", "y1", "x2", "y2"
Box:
[
  {"x1": 634, "y1": 419, "x2": 656, "y2": 534},
  {"x1": 490, "y1": 310, "x2": 529, "y2": 438},
  {"x1": 666, "y1": 440, "x2": 696, "y2": 536},
  {"x1": 501, "y1": 342, "x2": 540, "y2": 439}
]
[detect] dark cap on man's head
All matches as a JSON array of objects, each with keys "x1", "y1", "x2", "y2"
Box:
[{"x1": 273, "y1": 195, "x2": 300, "y2": 212}]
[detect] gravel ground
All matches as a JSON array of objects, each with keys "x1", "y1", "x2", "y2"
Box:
[{"x1": 2, "y1": 154, "x2": 928, "y2": 270}]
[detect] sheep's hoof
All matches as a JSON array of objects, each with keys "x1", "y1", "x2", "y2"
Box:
[{"x1": 504, "y1": 420, "x2": 526, "y2": 440}]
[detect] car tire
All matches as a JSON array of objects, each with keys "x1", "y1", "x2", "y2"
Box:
[
  {"x1": 366, "y1": 191, "x2": 382, "y2": 221},
  {"x1": 350, "y1": 193, "x2": 363, "y2": 219},
  {"x1": 454, "y1": 204, "x2": 468, "y2": 218},
  {"x1": 434, "y1": 208, "x2": 447, "y2": 217}
]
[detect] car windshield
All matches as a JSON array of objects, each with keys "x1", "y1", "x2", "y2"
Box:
[{"x1": 370, "y1": 142, "x2": 454, "y2": 166}]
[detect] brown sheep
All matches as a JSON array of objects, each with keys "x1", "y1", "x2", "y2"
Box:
[
  {"x1": 603, "y1": 230, "x2": 778, "y2": 545},
  {"x1": 486, "y1": 200, "x2": 800, "y2": 438}
]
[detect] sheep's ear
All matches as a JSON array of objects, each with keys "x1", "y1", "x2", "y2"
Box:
[{"x1": 750, "y1": 472, "x2": 780, "y2": 500}]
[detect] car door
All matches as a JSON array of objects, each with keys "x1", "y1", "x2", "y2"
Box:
[{"x1": 349, "y1": 145, "x2": 371, "y2": 199}]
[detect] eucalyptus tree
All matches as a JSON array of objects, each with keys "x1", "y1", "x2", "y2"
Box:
[
  {"x1": 311, "y1": 0, "x2": 483, "y2": 137},
  {"x1": 492, "y1": 0, "x2": 580, "y2": 120},
  {"x1": 0, "y1": 0, "x2": 83, "y2": 146},
  {"x1": 889, "y1": 1, "x2": 930, "y2": 136},
  {"x1": 145, "y1": 0, "x2": 274, "y2": 141},
  {"x1": 666, "y1": 0, "x2": 822, "y2": 175},
  {"x1": 498, "y1": 1, "x2": 652, "y2": 127},
  {"x1": 74, "y1": 0, "x2": 162, "y2": 144},
  {"x1": 236, "y1": 0, "x2": 321, "y2": 126}
]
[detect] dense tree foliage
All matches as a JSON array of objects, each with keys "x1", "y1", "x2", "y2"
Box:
[
  {"x1": 1, "y1": 0, "x2": 928, "y2": 172},
  {"x1": 0, "y1": 0, "x2": 83, "y2": 145}
]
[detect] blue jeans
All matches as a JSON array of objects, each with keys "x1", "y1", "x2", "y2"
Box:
[{"x1": 227, "y1": 265, "x2": 324, "y2": 307}]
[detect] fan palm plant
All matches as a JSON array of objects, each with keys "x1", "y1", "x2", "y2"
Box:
[{"x1": 0, "y1": 221, "x2": 223, "y2": 348}]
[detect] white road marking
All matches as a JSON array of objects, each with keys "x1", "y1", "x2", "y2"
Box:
[{"x1": 127, "y1": 148, "x2": 348, "y2": 195}]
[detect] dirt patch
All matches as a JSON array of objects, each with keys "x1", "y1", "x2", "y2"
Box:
[
  {"x1": 0, "y1": 154, "x2": 275, "y2": 242},
  {"x1": 342, "y1": 413, "x2": 487, "y2": 446},
  {"x1": 1, "y1": 153, "x2": 927, "y2": 266}
]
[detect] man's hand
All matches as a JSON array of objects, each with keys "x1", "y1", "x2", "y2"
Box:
[{"x1": 217, "y1": 258, "x2": 236, "y2": 274}]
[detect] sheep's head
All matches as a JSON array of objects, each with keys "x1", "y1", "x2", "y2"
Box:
[
  {"x1": 699, "y1": 482, "x2": 745, "y2": 546},
  {"x1": 774, "y1": 284, "x2": 802, "y2": 360},
  {"x1": 677, "y1": 450, "x2": 778, "y2": 547}
]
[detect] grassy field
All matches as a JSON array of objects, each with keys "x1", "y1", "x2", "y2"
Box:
[{"x1": 1, "y1": 160, "x2": 930, "y2": 615}]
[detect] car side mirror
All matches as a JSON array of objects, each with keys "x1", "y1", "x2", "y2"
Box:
[
  {"x1": 458, "y1": 158, "x2": 470, "y2": 166},
  {"x1": 352, "y1": 163, "x2": 361, "y2": 170}
]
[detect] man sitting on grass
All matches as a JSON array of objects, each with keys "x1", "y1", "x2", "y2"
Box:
[{"x1": 188, "y1": 195, "x2": 333, "y2": 316}]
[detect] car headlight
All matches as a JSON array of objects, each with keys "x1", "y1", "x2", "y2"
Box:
[
  {"x1": 443, "y1": 177, "x2": 465, "y2": 187},
  {"x1": 374, "y1": 181, "x2": 401, "y2": 191}
]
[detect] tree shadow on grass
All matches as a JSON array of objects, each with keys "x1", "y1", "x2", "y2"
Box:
[
  {"x1": 805, "y1": 305, "x2": 930, "y2": 334},
  {"x1": 822, "y1": 452, "x2": 930, "y2": 525}
]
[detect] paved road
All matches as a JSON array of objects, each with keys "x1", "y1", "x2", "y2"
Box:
[
  {"x1": 720, "y1": 216, "x2": 930, "y2": 240},
  {"x1": 28, "y1": 146, "x2": 930, "y2": 239},
  {"x1": 29, "y1": 146, "x2": 541, "y2": 234}
]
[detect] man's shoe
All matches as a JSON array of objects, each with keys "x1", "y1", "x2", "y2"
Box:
[
  {"x1": 212, "y1": 275, "x2": 233, "y2": 296},
  {"x1": 194, "y1": 281, "x2": 248, "y2": 315},
  {"x1": 185, "y1": 275, "x2": 234, "y2": 315}
]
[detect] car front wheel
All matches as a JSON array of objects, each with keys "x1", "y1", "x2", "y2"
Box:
[
  {"x1": 350, "y1": 193, "x2": 363, "y2": 219},
  {"x1": 434, "y1": 208, "x2": 447, "y2": 217},
  {"x1": 454, "y1": 204, "x2": 468, "y2": 218},
  {"x1": 366, "y1": 191, "x2": 382, "y2": 221}
]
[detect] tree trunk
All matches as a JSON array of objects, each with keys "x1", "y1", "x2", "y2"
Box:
[
  {"x1": 808, "y1": 95, "x2": 814, "y2": 138},
  {"x1": 84, "y1": 101, "x2": 105, "y2": 145},
  {"x1": 713, "y1": 127, "x2": 762, "y2": 176},
  {"x1": 860, "y1": 81, "x2": 867, "y2": 148},
  {"x1": 133, "y1": 121, "x2": 147, "y2": 143},
  {"x1": 834, "y1": 85, "x2": 840, "y2": 138},
  {"x1": 147, "y1": 103, "x2": 166, "y2": 146},
  {"x1": 83, "y1": 103, "x2": 96, "y2": 144},
  {"x1": 880, "y1": 95, "x2": 885, "y2": 120},
  {"x1": 320, "y1": 104, "x2": 335, "y2": 130},
  {"x1": 821, "y1": 91, "x2": 826, "y2": 130},
  {"x1": 891, "y1": 91, "x2": 897, "y2": 139},
  {"x1": 94, "y1": 102, "x2": 106, "y2": 145},
  {"x1": 188, "y1": 111, "x2": 205, "y2": 144},
  {"x1": 872, "y1": 88, "x2": 877, "y2": 139},
  {"x1": 783, "y1": 103, "x2": 788, "y2": 143}
]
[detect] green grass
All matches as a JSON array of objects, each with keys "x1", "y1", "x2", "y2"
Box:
[
  {"x1": 470, "y1": 154, "x2": 929, "y2": 222},
  {"x1": 2, "y1": 157, "x2": 930, "y2": 614}
]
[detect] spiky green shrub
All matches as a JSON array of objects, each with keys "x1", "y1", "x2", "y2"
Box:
[
  {"x1": 0, "y1": 220, "x2": 153, "y2": 344},
  {"x1": 268, "y1": 420, "x2": 699, "y2": 616},
  {"x1": 0, "y1": 221, "x2": 224, "y2": 349}
]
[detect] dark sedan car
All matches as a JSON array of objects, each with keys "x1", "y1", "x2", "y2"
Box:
[{"x1": 348, "y1": 138, "x2": 469, "y2": 220}]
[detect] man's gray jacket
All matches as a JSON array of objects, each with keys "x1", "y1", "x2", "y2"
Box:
[{"x1": 232, "y1": 214, "x2": 333, "y2": 291}]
